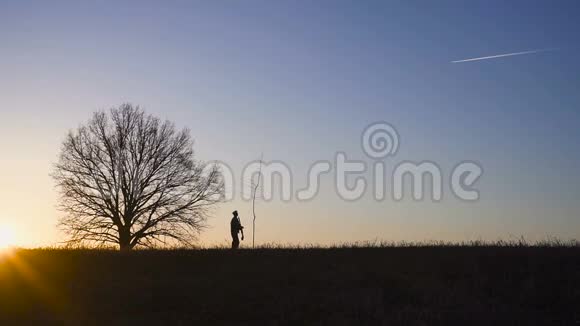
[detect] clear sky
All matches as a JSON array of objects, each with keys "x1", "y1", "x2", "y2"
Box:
[{"x1": 1, "y1": 1, "x2": 579, "y2": 247}]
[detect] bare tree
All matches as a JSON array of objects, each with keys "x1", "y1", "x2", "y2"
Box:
[
  {"x1": 52, "y1": 104, "x2": 223, "y2": 250},
  {"x1": 252, "y1": 154, "x2": 263, "y2": 248}
]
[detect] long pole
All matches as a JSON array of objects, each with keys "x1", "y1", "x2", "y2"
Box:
[{"x1": 252, "y1": 154, "x2": 263, "y2": 249}]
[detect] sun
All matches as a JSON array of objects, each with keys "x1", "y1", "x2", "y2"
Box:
[{"x1": 0, "y1": 226, "x2": 16, "y2": 249}]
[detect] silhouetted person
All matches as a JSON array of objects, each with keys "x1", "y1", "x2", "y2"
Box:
[{"x1": 231, "y1": 210, "x2": 244, "y2": 249}]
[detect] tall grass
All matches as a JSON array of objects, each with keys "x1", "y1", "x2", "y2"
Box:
[{"x1": 17, "y1": 237, "x2": 580, "y2": 252}]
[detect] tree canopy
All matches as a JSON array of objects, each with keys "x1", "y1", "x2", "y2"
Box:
[{"x1": 52, "y1": 104, "x2": 223, "y2": 250}]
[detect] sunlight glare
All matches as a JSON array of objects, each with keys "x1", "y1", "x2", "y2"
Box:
[{"x1": 0, "y1": 226, "x2": 17, "y2": 250}]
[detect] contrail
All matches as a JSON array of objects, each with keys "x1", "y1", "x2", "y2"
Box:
[{"x1": 451, "y1": 48, "x2": 555, "y2": 63}]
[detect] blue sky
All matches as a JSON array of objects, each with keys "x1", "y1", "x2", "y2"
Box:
[{"x1": 0, "y1": 1, "x2": 579, "y2": 246}]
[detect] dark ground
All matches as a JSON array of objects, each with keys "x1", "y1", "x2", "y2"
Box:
[{"x1": 1, "y1": 246, "x2": 579, "y2": 325}]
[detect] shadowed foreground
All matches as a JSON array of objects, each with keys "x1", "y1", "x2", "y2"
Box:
[{"x1": 1, "y1": 246, "x2": 579, "y2": 325}]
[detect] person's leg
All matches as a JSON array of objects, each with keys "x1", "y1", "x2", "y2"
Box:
[{"x1": 231, "y1": 232, "x2": 239, "y2": 249}]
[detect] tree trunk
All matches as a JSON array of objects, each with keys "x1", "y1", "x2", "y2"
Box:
[{"x1": 119, "y1": 226, "x2": 132, "y2": 251}]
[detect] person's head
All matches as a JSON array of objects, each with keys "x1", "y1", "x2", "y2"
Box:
[{"x1": 232, "y1": 210, "x2": 238, "y2": 217}]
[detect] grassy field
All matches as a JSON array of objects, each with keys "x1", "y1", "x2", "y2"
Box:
[{"x1": 1, "y1": 244, "x2": 579, "y2": 325}]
